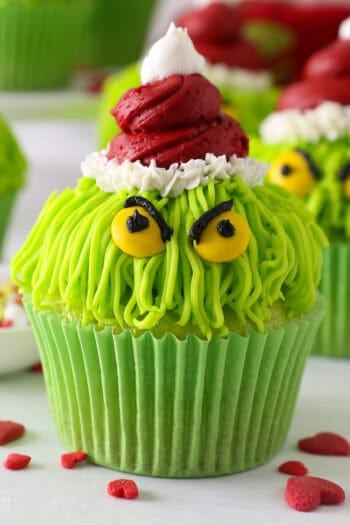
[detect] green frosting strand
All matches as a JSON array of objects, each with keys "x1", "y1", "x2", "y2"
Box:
[
  {"x1": 250, "y1": 135, "x2": 350, "y2": 241},
  {"x1": 0, "y1": 114, "x2": 27, "y2": 194},
  {"x1": 11, "y1": 175, "x2": 326, "y2": 339}
]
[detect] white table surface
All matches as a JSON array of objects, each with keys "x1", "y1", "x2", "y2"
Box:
[{"x1": 1, "y1": 118, "x2": 349, "y2": 525}]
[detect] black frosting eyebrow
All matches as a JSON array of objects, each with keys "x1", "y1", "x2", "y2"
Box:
[
  {"x1": 189, "y1": 200, "x2": 234, "y2": 244},
  {"x1": 124, "y1": 196, "x2": 173, "y2": 242},
  {"x1": 294, "y1": 148, "x2": 320, "y2": 180},
  {"x1": 339, "y1": 162, "x2": 350, "y2": 181}
]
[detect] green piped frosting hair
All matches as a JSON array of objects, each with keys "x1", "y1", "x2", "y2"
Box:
[
  {"x1": 250, "y1": 135, "x2": 350, "y2": 242},
  {"x1": 11, "y1": 174, "x2": 326, "y2": 339}
]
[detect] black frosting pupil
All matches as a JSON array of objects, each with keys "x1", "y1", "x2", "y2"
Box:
[
  {"x1": 126, "y1": 210, "x2": 149, "y2": 233},
  {"x1": 217, "y1": 220, "x2": 236, "y2": 238},
  {"x1": 281, "y1": 164, "x2": 292, "y2": 176}
]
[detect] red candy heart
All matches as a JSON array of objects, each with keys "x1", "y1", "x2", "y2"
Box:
[
  {"x1": 4, "y1": 453, "x2": 31, "y2": 470},
  {"x1": 0, "y1": 421, "x2": 25, "y2": 445},
  {"x1": 107, "y1": 479, "x2": 139, "y2": 499},
  {"x1": 278, "y1": 460, "x2": 308, "y2": 476},
  {"x1": 285, "y1": 476, "x2": 345, "y2": 512},
  {"x1": 298, "y1": 432, "x2": 350, "y2": 456},
  {"x1": 61, "y1": 451, "x2": 87, "y2": 469}
]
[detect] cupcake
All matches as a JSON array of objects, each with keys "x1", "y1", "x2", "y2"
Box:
[
  {"x1": 240, "y1": 0, "x2": 350, "y2": 83},
  {"x1": 250, "y1": 18, "x2": 350, "y2": 358},
  {"x1": 11, "y1": 25, "x2": 326, "y2": 478},
  {"x1": 0, "y1": 0, "x2": 92, "y2": 90},
  {"x1": 0, "y1": 114, "x2": 27, "y2": 259},
  {"x1": 177, "y1": 0, "x2": 279, "y2": 135},
  {"x1": 78, "y1": 0, "x2": 157, "y2": 69}
]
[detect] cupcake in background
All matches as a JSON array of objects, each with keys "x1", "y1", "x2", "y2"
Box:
[
  {"x1": 78, "y1": 0, "x2": 157, "y2": 70},
  {"x1": 250, "y1": 17, "x2": 350, "y2": 358},
  {"x1": 0, "y1": 115, "x2": 27, "y2": 259},
  {"x1": 176, "y1": 0, "x2": 280, "y2": 135},
  {"x1": 0, "y1": 0, "x2": 92, "y2": 90},
  {"x1": 240, "y1": 0, "x2": 350, "y2": 84},
  {"x1": 12, "y1": 25, "x2": 326, "y2": 478}
]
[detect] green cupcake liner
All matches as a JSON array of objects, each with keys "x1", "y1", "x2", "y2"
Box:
[
  {"x1": 25, "y1": 296, "x2": 324, "y2": 478},
  {"x1": 312, "y1": 243, "x2": 350, "y2": 358},
  {"x1": 0, "y1": 191, "x2": 16, "y2": 259},
  {"x1": 0, "y1": 3, "x2": 91, "y2": 90},
  {"x1": 79, "y1": 0, "x2": 157, "y2": 68}
]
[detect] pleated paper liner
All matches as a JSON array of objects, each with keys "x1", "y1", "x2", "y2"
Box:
[
  {"x1": 0, "y1": 191, "x2": 16, "y2": 259},
  {"x1": 0, "y1": 3, "x2": 91, "y2": 90},
  {"x1": 25, "y1": 296, "x2": 324, "y2": 478},
  {"x1": 312, "y1": 243, "x2": 350, "y2": 357}
]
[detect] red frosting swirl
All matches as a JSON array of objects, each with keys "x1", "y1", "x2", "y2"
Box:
[
  {"x1": 277, "y1": 37, "x2": 350, "y2": 111},
  {"x1": 177, "y1": 3, "x2": 262, "y2": 70},
  {"x1": 108, "y1": 73, "x2": 249, "y2": 168}
]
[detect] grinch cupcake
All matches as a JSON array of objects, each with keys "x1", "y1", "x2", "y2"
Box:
[
  {"x1": 12, "y1": 25, "x2": 326, "y2": 478},
  {"x1": 0, "y1": 0, "x2": 92, "y2": 90},
  {"x1": 250, "y1": 18, "x2": 350, "y2": 358},
  {"x1": 0, "y1": 115, "x2": 27, "y2": 259},
  {"x1": 177, "y1": 0, "x2": 279, "y2": 135}
]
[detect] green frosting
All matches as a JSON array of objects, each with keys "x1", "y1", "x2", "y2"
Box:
[
  {"x1": 0, "y1": 114, "x2": 27, "y2": 194},
  {"x1": 97, "y1": 63, "x2": 279, "y2": 148},
  {"x1": 250, "y1": 136, "x2": 350, "y2": 241},
  {"x1": 219, "y1": 84, "x2": 280, "y2": 136},
  {"x1": 11, "y1": 174, "x2": 326, "y2": 339}
]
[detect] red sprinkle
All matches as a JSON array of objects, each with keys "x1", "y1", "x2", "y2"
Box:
[
  {"x1": 30, "y1": 362, "x2": 43, "y2": 374},
  {"x1": 0, "y1": 319, "x2": 14, "y2": 328},
  {"x1": 107, "y1": 479, "x2": 139, "y2": 499},
  {"x1": 14, "y1": 295, "x2": 23, "y2": 305},
  {"x1": 278, "y1": 460, "x2": 308, "y2": 476},
  {"x1": 4, "y1": 453, "x2": 31, "y2": 470},
  {"x1": 285, "y1": 476, "x2": 345, "y2": 512},
  {"x1": 298, "y1": 432, "x2": 350, "y2": 456},
  {"x1": 61, "y1": 451, "x2": 88, "y2": 469},
  {"x1": 0, "y1": 421, "x2": 25, "y2": 445}
]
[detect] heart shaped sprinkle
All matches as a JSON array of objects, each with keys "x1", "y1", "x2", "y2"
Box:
[
  {"x1": 285, "y1": 476, "x2": 345, "y2": 512},
  {"x1": 61, "y1": 451, "x2": 88, "y2": 469},
  {"x1": 278, "y1": 460, "x2": 308, "y2": 476},
  {"x1": 0, "y1": 421, "x2": 25, "y2": 445},
  {"x1": 4, "y1": 453, "x2": 31, "y2": 470},
  {"x1": 298, "y1": 432, "x2": 350, "y2": 456},
  {"x1": 107, "y1": 479, "x2": 139, "y2": 499}
]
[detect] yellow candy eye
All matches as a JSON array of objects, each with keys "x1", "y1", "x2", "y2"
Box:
[
  {"x1": 339, "y1": 162, "x2": 350, "y2": 199},
  {"x1": 111, "y1": 197, "x2": 173, "y2": 258},
  {"x1": 221, "y1": 103, "x2": 238, "y2": 120},
  {"x1": 190, "y1": 200, "x2": 250, "y2": 263},
  {"x1": 267, "y1": 149, "x2": 318, "y2": 197}
]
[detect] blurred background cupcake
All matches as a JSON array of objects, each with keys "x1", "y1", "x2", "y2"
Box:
[
  {"x1": 240, "y1": 0, "x2": 350, "y2": 84},
  {"x1": 176, "y1": 0, "x2": 279, "y2": 135},
  {"x1": 0, "y1": 0, "x2": 93, "y2": 90},
  {"x1": 250, "y1": 17, "x2": 350, "y2": 358},
  {"x1": 0, "y1": 114, "x2": 27, "y2": 259},
  {"x1": 78, "y1": 0, "x2": 158, "y2": 71}
]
